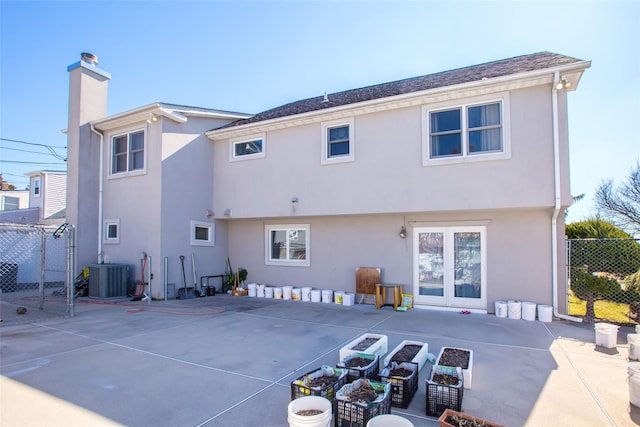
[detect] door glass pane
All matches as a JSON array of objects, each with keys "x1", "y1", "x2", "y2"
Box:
[
  {"x1": 418, "y1": 232, "x2": 444, "y2": 296},
  {"x1": 454, "y1": 232, "x2": 481, "y2": 298}
]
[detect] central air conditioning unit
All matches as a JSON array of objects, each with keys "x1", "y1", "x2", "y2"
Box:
[{"x1": 88, "y1": 264, "x2": 129, "y2": 298}]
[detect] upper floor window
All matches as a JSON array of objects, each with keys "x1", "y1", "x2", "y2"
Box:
[
  {"x1": 321, "y1": 118, "x2": 354, "y2": 165},
  {"x1": 230, "y1": 133, "x2": 266, "y2": 162},
  {"x1": 423, "y1": 95, "x2": 510, "y2": 165},
  {"x1": 112, "y1": 130, "x2": 145, "y2": 174},
  {"x1": 33, "y1": 179, "x2": 41, "y2": 197}
]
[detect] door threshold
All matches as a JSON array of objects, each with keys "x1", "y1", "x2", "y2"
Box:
[{"x1": 413, "y1": 305, "x2": 487, "y2": 314}]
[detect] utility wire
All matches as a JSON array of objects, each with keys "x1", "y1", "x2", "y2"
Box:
[
  {"x1": 1, "y1": 146, "x2": 66, "y2": 158},
  {"x1": 0, "y1": 138, "x2": 67, "y2": 149},
  {"x1": 0, "y1": 160, "x2": 66, "y2": 165},
  {"x1": 0, "y1": 138, "x2": 67, "y2": 161}
]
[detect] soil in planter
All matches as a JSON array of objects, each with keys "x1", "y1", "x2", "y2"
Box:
[
  {"x1": 389, "y1": 367, "x2": 413, "y2": 378},
  {"x1": 432, "y1": 373, "x2": 460, "y2": 386},
  {"x1": 352, "y1": 338, "x2": 378, "y2": 351},
  {"x1": 348, "y1": 381, "x2": 380, "y2": 403},
  {"x1": 344, "y1": 357, "x2": 373, "y2": 368},
  {"x1": 439, "y1": 348, "x2": 470, "y2": 369},
  {"x1": 296, "y1": 409, "x2": 324, "y2": 416},
  {"x1": 444, "y1": 414, "x2": 491, "y2": 427},
  {"x1": 391, "y1": 344, "x2": 421, "y2": 363},
  {"x1": 306, "y1": 374, "x2": 338, "y2": 388}
]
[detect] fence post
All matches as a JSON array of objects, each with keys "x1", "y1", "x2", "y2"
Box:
[
  {"x1": 39, "y1": 227, "x2": 46, "y2": 309},
  {"x1": 67, "y1": 225, "x2": 76, "y2": 317}
]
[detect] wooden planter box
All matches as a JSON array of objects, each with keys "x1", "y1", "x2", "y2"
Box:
[
  {"x1": 339, "y1": 333, "x2": 388, "y2": 361},
  {"x1": 383, "y1": 340, "x2": 429, "y2": 372},
  {"x1": 438, "y1": 409, "x2": 504, "y2": 427},
  {"x1": 436, "y1": 346, "x2": 474, "y2": 389}
]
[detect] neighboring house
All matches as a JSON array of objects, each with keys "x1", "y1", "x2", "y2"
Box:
[
  {"x1": 0, "y1": 190, "x2": 29, "y2": 211},
  {"x1": 25, "y1": 170, "x2": 67, "y2": 224},
  {"x1": 0, "y1": 172, "x2": 66, "y2": 225},
  {"x1": 66, "y1": 52, "x2": 590, "y2": 315}
]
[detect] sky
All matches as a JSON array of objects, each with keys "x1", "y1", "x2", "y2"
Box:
[{"x1": 1, "y1": 0, "x2": 638, "y2": 225}]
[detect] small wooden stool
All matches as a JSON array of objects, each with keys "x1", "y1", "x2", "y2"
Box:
[{"x1": 375, "y1": 284, "x2": 402, "y2": 310}]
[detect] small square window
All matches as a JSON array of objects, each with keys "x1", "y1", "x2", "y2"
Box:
[
  {"x1": 104, "y1": 219, "x2": 120, "y2": 244},
  {"x1": 191, "y1": 220, "x2": 215, "y2": 246}
]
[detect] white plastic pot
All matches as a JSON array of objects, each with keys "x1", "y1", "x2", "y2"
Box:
[{"x1": 288, "y1": 396, "x2": 332, "y2": 427}]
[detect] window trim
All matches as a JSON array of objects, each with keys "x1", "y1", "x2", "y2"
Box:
[
  {"x1": 229, "y1": 133, "x2": 266, "y2": 162},
  {"x1": 422, "y1": 94, "x2": 511, "y2": 166},
  {"x1": 109, "y1": 128, "x2": 146, "y2": 178},
  {"x1": 265, "y1": 224, "x2": 310, "y2": 267},
  {"x1": 190, "y1": 220, "x2": 215, "y2": 246},
  {"x1": 103, "y1": 219, "x2": 120, "y2": 244},
  {"x1": 321, "y1": 118, "x2": 355, "y2": 165}
]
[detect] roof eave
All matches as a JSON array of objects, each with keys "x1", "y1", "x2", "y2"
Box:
[{"x1": 206, "y1": 59, "x2": 591, "y2": 141}]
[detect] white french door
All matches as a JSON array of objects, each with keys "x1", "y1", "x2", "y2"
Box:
[{"x1": 413, "y1": 226, "x2": 486, "y2": 309}]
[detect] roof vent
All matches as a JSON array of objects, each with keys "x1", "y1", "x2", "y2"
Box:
[
  {"x1": 81, "y1": 52, "x2": 99, "y2": 66},
  {"x1": 321, "y1": 92, "x2": 329, "y2": 103}
]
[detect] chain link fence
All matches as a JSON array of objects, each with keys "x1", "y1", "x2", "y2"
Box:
[
  {"x1": 0, "y1": 223, "x2": 75, "y2": 324},
  {"x1": 567, "y1": 238, "x2": 640, "y2": 325}
]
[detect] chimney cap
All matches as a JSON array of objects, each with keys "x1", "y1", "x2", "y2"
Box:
[{"x1": 81, "y1": 52, "x2": 99, "y2": 66}]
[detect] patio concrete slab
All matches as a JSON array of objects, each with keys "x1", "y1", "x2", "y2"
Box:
[{"x1": 0, "y1": 295, "x2": 636, "y2": 427}]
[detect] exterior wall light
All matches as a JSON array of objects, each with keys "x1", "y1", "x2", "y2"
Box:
[{"x1": 399, "y1": 226, "x2": 407, "y2": 239}]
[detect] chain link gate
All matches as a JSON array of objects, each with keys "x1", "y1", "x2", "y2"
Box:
[
  {"x1": 0, "y1": 223, "x2": 75, "y2": 324},
  {"x1": 567, "y1": 238, "x2": 640, "y2": 325}
]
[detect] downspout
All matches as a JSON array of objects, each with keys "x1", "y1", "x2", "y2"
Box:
[
  {"x1": 551, "y1": 71, "x2": 582, "y2": 322},
  {"x1": 90, "y1": 125, "x2": 104, "y2": 264}
]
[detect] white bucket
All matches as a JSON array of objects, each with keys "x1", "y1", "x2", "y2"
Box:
[
  {"x1": 366, "y1": 414, "x2": 414, "y2": 427},
  {"x1": 494, "y1": 301, "x2": 508, "y2": 318},
  {"x1": 247, "y1": 283, "x2": 257, "y2": 297},
  {"x1": 334, "y1": 292, "x2": 344, "y2": 305},
  {"x1": 508, "y1": 300, "x2": 522, "y2": 320},
  {"x1": 522, "y1": 302, "x2": 537, "y2": 321},
  {"x1": 311, "y1": 290, "x2": 321, "y2": 303},
  {"x1": 629, "y1": 334, "x2": 640, "y2": 361},
  {"x1": 538, "y1": 305, "x2": 553, "y2": 322},
  {"x1": 321, "y1": 289, "x2": 333, "y2": 303},
  {"x1": 287, "y1": 395, "x2": 332, "y2": 427},
  {"x1": 629, "y1": 362, "x2": 640, "y2": 407},
  {"x1": 274, "y1": 287, "x2": 283, "y2": 299},
  {"x1": 283, "y1": 286, "x2": 293, "y2": 300},
  {"x1": 302, "y1": 287, "x2": 312, "y2": 302},
  {"x1": 265, "y1": 287, "x2": 274, "y2": 298},
  {"x1": 256, "y1": 284, "x2": 265, "y2": 298},
  {"x1": 343, "y1": 293, "x2": 354, "y2": 306},
  {"x1": 292, "y1": 288, "x2": 302, "y2": 301},
  {"x1": 595, "y1": 323, "x2": 619, "y2": 348}
]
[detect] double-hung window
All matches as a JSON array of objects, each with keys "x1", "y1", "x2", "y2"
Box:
[
  {"x1": 321, "y1": 118, "x2": 354, "y2": 164},
  {"x1": 230, "y1": 133, "x2": 266, "y2": 161},
  {"x1": 112, "y1": 130, "x2": 145, "y2": 174},
  {"x1": 424, "y1": 95, "x2": 510, "y2": 165},
  {"x1": 265, "y1": 224, "x2": 310, "y2": 266}
]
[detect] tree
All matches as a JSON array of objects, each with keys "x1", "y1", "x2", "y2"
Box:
[
  {"x1": 594, "y1": 161, "x2": 640, "y2": 236},
  {"x1": 566, "y1": 217, "x2": 632, "y2": 239},
  {"x1": 571, "y1": 269, "x2": 620, "y2": 323}
]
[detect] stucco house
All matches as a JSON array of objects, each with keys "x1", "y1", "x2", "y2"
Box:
[{"x1": 66, "y1": 51, "x2": 590, "y2": 315}]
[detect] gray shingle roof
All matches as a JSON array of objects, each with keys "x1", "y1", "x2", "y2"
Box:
[{"x1": 216, "y1": 51, "x2": 583, "y2": 130}]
